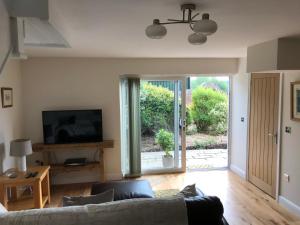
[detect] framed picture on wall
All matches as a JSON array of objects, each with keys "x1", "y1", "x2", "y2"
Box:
[
  {"x1": 1, "y1": 87, "x2": 13, "y2": 108},
  {"x1": 291, "y1": 81, "x2": 300, "y2": 121}
]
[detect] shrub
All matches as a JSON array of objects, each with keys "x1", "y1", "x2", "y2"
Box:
[
  {"x1": 155, "y1": 129, "x2": 174, "y2": 156},
  {"x1": 186, "y1": 124, "x2": 197, "y2": 135},
  {"x1": 140, "y1": 83, "x2": 174, "y2": 135},
  {"x1": 186, "y1": 105, "x2": 193, "y2": 128},
  {"x1": 208, "y1": 102, "x2": 228, "y2": 134},
  {"x1": 191, "y1": 87, "x2": 228, "y2": 133},
  {"x1": 193, "y1": 138, "x2": 217, "y2": 149}
]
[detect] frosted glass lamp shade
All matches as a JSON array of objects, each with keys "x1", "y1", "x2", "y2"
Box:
[
  {"x1": 10, "y1": 139, "x2": 33, "y2": 157},
  {"x1": 145, "y1": 19, "x2": 167, "y2": 39},
  {"x1": 188, "y1": 33, "x2": 207, "y2": 45},
  {"x1": 193, "y1": 13, "x2": 218, "y2": 36}
]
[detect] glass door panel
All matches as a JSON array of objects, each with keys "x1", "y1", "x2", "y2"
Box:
[{"x1": 140, "y1": 79, "x2": 186, "y2": 173}]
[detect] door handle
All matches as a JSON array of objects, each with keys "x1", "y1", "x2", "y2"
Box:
[
  {"x1": 268, "y1": 133, "x2": 278, "y2": 144},
  {"x1": 182, "y1": 119, "x2": 186, "y2": 131},
  {"x1": 274, "y1": 133, "x2": 278, "y2": 144}
]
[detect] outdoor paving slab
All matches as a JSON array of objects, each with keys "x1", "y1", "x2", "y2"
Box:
[{"x1": 141, "y1": 149, "x2": 228, "y2": 171}]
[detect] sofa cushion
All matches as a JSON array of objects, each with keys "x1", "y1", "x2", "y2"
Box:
[
  {"x1": 91, "y1": 180, "x2": 154, "y2": 200},
  {"x1": 62, "y1": 189, "x2": 114, "y2": 206},
  {"x1": 185, "y1": 195, "x2": 224, "y2": 225},
  {"x1": 179, "y1": 184, "x2": 198, "y2": 198},
  {"x1": 195, "y1": 187, "x2": 205, "y2": 197}
]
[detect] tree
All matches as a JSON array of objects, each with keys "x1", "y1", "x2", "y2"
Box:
[{"x1": 191, "y1": 77, "x2": 229, "y2": 93}]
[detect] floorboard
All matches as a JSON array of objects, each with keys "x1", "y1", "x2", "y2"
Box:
[{"x1": 48, "y1": 170, "x2": 300, "y2": 225}]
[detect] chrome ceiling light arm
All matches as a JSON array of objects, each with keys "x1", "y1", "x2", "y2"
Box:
[
  {"x1": 158, "y1": 4, "x2": 199, "y2": 25},
  {"x1": 145, "y1": 4, "x2": 218, "y2": 45}
]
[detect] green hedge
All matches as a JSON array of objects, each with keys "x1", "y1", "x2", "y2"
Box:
[
  {"x1": 140, "y1": 83, "x2": 228, "y2": 136},
  {"x1": 140, "y1": 83, "x2": 174, "y2": 135},
  {"x1": 191, "y1": 87, "x2": 228, "y2": 134}
]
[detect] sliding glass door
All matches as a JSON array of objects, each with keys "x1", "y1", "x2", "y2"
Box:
[
  {"x1": 120, "y1": 76, "x2": 230, "y2": 176},
  {"x1": 140, "y1": 78, "x2": 186, "y2": 173}
]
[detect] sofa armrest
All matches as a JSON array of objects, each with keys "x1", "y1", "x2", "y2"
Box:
[
  {"x1": 0, "y1": 203, "x2": 7, "y2": 215},
  {"x1": 185, "y1": 196, "x2": 224, "y2": 225},
  {"x1": 91, "y1": 180, "x2": 154, "y2": 201},
  {"x1": 195, "y1": 188, "x2": 205, "y2": 197}
]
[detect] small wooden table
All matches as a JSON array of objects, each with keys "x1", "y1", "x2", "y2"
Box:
[{"x1": 0, "y1": 166, "x2": 51, "y2": 211}]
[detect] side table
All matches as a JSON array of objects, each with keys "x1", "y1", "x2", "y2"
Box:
[{"x1": 0, "y1": 166, "x2": 50, "y2": 211}]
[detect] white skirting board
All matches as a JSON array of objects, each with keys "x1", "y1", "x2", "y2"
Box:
[
  {"x1": 279, "y1": 196, "x2": 300, "y2": 217},
  {"x1": 230, "y1": 164, "x2": 246, "y2": 179}
]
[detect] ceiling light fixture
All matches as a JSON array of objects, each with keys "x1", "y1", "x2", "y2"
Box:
[{"x1": 145, "y1": 4, "x2": 217, "y2": 45}]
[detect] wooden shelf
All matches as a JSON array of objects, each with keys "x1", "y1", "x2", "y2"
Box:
[
  {"x1": 8, "y1": 195, "x2": 49, "y2": 211},
  {"x1": 31, "y1": 140, "x2": 114, "y2": 183},
  {"x1": 50, "y1": 162, "x2": 100, "y2": 173},
  {"x1": 32, "y1": 140, "x2": 114, "y2": 152}
]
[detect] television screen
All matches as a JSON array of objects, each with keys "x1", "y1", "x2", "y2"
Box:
[{"x1": 42, "y1": 110, "x2": 103, "y2": 144}]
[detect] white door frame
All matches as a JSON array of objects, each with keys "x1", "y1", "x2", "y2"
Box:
[
  {"x1": 141, "y1": 74, "x2": 232, "y2": 174},
  {"x1": 187, "y1": 75, "x2": 231, "y2": 170},
  {"x1": 227, "y1": 75, "x2": 233, "y2": 169}
]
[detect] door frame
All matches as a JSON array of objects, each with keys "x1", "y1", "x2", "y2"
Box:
[
  {"x1": 186, "y1": 75, "x2": 231, "y2": 170},
  {"x1": 140, "y1": 74, "x2": 232, "y2": 174},
  {"x1": 246, "y1": 72, "x2": 283, "y2": 200},
  {"x1": 140, "y1": 76, "x2": 187, "y2": 174},
  {"x1": 228, "y1": 75, "x2": 233, "y2": 169}
]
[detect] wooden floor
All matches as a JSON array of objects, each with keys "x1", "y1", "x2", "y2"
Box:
[{"x1": 49, "y1": 170, "x2": 300, "y2": 225}]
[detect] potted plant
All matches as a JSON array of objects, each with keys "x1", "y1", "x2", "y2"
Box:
[{"x1": 155, "y1": 129, "x2": 174, "y2": 168}]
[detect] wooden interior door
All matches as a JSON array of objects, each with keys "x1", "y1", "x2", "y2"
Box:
[{"x1": 248, "y1": 73, "x2": 280, "y2": 198}]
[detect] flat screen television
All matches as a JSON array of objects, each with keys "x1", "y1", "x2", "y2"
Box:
[{"x1": 42, "y1": 109, "x2": 103, "y2": 144}]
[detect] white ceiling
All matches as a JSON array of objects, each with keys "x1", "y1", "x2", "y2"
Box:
[{"x1": 25, "y1": 0, "x2": 300, "y2": 58}]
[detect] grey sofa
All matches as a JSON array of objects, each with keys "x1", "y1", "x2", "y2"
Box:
[
  {"x1": 91, "y1": 180, "x2": 229, "y2": 225},
  {"x1": 0, "y1": 197, "x2": 188, "y2": 225}
]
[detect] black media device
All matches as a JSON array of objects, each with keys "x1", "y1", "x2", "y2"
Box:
[
  {"x1": 64, "y1": 158, "x2": 87, "y2": 167},
  {"x1": 42, "y1": 109, "x2": 103, "y2": 144}
]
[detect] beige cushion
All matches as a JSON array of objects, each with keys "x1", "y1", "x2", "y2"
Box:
[{"x1": 179, "y1": 184, "x2": 197, "y2": 198}]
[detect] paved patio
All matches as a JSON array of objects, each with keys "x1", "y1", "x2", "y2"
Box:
[{"x1": 141, "y1": 149, "x2": 228, "y2": 171}]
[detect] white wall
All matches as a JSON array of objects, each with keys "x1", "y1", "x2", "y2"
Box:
[
  {"x1": 247, "y1": 38, "x2": 300, "y2": 72},
  {"x1": 247, "y1": 39, "x2": 278, "y2": 73},
  {"x1": 230, "y1": 59, "x2": 300, "y2": 216},
  {"x1": 21, "y1": 57, "x2": 238, "y2": 184},
  {"x1": 0, "y1": 59, "x2": 24, "y2": 173},
  {"x1": 279, "y1": 71, "x2": 300, "y2": 216},
  {"x1": 230, "y1": 58, "x2": 250, "y2": 178}
]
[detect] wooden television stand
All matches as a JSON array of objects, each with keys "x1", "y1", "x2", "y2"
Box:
[{"x1": 32, "y1": 141, "x2": 114, "y2": 182}]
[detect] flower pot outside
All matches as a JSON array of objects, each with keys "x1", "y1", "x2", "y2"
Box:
[{"x1": 162, "y1": 155, "x2": 174, "y2": 168}]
